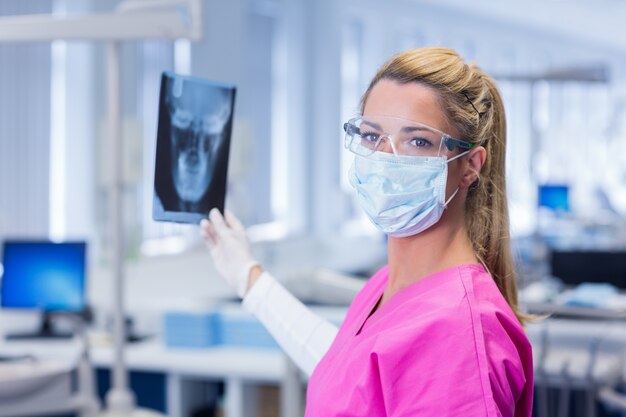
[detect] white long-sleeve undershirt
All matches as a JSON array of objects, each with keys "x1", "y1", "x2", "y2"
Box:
[{"x1": 242, "y1": 272, "x2": 339, "y2": 377}]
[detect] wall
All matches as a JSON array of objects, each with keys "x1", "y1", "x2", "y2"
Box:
[{"x1": 2, "y1": 0, "x2": 626, "y2": 319}]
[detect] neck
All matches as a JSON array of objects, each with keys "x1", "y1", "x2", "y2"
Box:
[{"x1": 386, "y1": 203, "x2": 477, "y2": 299}]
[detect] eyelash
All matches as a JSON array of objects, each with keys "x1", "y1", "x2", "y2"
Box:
[
  {"x1": 360, "y1": 131, "x2": 434, "y2": 147},
  {"x1": 360, "y1": 131, "x2": 380, "y2": 142},
  {"x1": 409, "y1": 137, "x2": 432, "y2": 148}
]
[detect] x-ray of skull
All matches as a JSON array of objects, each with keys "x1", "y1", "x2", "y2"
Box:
[{"x1": 153, "y1": 72, "x2": 236, "y2": 224}]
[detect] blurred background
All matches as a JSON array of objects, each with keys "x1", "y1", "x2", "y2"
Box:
[{"x1": 1, "y1": 1, "x2": 626, "y2": 416}]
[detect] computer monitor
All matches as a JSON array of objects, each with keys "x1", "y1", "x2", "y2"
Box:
[
  {"x1": 538, "y1": 184, "x2": 570, "y2": 212},
  {"x1": 1, "y1": 240, "x2": 87, "y2": 339},
  {"x1": 551, "y1": 250, "x2": 626, "y2": 289}
]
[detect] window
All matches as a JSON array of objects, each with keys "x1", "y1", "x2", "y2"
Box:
[{"x1": 137, "y1": 1, "x2": 296, "y2": 255}]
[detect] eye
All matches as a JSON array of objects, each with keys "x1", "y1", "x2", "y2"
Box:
[
  {"x1": 360, "y1": 131, "x2": 380, "y2": 144},
  {"x1": 409, "y1": 137, "x2": 433, "y2": 148}
]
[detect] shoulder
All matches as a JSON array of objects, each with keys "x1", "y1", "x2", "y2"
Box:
[
  {"x1": 372, "y1": 265, "x2": 533, "y2": 416},
  {"x1": 458, "y1": 265, "x2": 533, "y2": 369},
  {"x1": 459, "y1": 266, "x2": 534, "y2": 416}
]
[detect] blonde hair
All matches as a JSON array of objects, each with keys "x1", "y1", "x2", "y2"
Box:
[{"x1": 362, "y1": 47, "x2": 529, "y2": 326}]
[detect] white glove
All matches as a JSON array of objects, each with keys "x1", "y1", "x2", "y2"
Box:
[{"x1": 200, "y1": 208, "x2": 260, "y2": 298}]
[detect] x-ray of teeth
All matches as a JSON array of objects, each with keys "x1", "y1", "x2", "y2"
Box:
[{"x1": 153, "y1": 72, "x2": 236, "y2": 224}]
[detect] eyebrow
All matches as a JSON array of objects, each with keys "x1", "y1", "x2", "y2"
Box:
[
  {"x1": 361, "y1": 120, "x2": 383, "y2": 130},
  {"x1": 400, "y1": 126, "x2": 433, "y2": 134}
]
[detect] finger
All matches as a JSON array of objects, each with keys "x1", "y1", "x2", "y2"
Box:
[
  {"x1": 201, "y1": 229, "x2": 217, "y2": 247},
  {"x1": 202, "y1": 231, "x2": 217, "y2": 248},
  {"x1": 200, "y1": 218, "x2": 213, "y2": 237},
  {"x1": 224, "y1": 209, "x2": 245, "y2": 232},
  {"x1": 209, "y1": 208, "x2": 228, "y2": 233},
  {"x1": 200, "y1": 219, "x2": 218, "y2": 246}
]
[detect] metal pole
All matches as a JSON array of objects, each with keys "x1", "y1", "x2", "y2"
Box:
[
  {"x1": 280, "y1": 357, "x2": 303, "y2": 417},
  {"x1": 104, "y1": 40, "x2": 136, "y2": 413}
]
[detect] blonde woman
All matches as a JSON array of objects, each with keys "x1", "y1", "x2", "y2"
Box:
[{"x1": 202, "y1": 47, "x2": 533, "y2": 416}]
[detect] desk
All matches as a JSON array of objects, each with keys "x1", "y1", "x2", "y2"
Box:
[
  {"x1": 0, "y1": 358, "x2": 79, "y2": 417},
  {"x1": 0, "y1": 339, "x2": 305, "y2": 417},
  {"x1": 526, "y1": 302, "x2": 626, "y2": 320}
]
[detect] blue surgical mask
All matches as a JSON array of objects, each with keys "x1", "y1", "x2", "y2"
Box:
[{"x1": 349, "y1": 151, "x2": 468, "y2": 238}]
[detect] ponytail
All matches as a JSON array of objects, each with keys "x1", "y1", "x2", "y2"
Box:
[{"x1": 464, "y1": 72, "x2": 528, "y2": 324}]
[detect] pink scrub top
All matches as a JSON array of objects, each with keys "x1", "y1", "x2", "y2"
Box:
[{"x1": 305, "y1": 263, "x2": 533, "y2": 417}]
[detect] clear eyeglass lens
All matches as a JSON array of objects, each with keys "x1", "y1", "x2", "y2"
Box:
[{"x1": 347, "y1": 118, "x2": 450, "y2": 157}]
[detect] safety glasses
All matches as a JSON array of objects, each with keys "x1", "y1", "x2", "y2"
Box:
[{"x1": 343, "y1": 115, "x2": 474, "y2": 159}]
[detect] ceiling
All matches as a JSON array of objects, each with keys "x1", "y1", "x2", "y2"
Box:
[{"x1": 413, "y1": 0, "x2": 626, "y2": 52}]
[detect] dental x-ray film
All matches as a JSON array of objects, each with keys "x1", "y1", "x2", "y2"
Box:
[{"x1": 153, "y1": 72, "x2": 236, "y2": 224}]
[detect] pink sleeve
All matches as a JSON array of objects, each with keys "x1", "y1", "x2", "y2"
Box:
[{"x1": 482, "y1": 310, "x2": 533, "y2": 417}]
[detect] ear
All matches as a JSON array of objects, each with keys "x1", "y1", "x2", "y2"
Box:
[{"x1": 460, "y1": 146, "x2": 486, "y2": 189}]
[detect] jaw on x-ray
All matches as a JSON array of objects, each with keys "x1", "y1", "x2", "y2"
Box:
[{"x1": 153, "y1": 73, "x2": 236, "y2": 224}]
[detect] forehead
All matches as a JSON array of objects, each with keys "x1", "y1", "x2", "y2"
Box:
[{"x1": 363, "y1": 79, "x2": 456, "y2": 136}]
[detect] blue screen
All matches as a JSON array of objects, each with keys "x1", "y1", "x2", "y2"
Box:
[
  {"x1": 538, "y1": 184, "x2": 570, "y2": 212},
  {"x1": 1, "y1": 241, "x2": 86, "y2": 311}
]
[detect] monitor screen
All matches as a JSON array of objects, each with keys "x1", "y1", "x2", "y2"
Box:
[
  {"x1": 1, "y1": 241, "x2": 86, "y2": 312},
  {"x1": 538, "y1": 184, "x2": 570, "y2": 212},
  {"x1": 551, "y1": 250, "x2": 626, "y2": 289}
]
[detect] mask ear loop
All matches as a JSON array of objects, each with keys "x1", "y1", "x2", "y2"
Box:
[
  {"x1": 446, "y1": 149, "x2": 471, "y2": 163},
  {"x1": 443, "y1": 188, "x2": 459, "y2": 208},
  {"x1": 442, "y1": 149, "x2": 472, "y2": 208}
]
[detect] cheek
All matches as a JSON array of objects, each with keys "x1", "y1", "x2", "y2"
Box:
[{"x1": 445, "y1": 161, "x2": 464, "y2": 194}]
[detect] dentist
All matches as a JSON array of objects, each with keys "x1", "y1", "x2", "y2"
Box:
[{"x1": 201, "y1": 47, "x2": 533, "y2": 417}]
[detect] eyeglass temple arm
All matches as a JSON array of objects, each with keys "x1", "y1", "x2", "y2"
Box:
[
  {"x1": 445, "y1": 136, "x2": 475, "y2": 151},
  {"x1": 343, "y1": 122, "x2": 359, "y2": 135}
]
